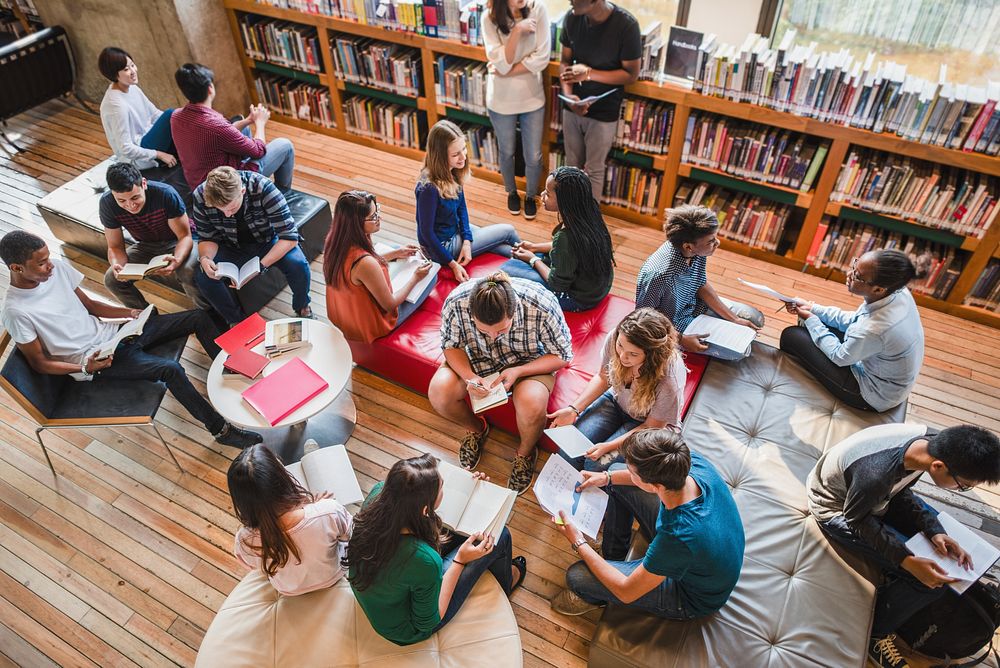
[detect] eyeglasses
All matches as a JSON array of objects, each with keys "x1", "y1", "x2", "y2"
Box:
[
  {"x1": 364, "y1": 204, "x2": 381, "y2": 223},
  {"x1": 949, "y1": 470, "x2": 974, "y2": 493},
  {"x1": 848, "y1": 258, "x2": 874, "y2": 286}
]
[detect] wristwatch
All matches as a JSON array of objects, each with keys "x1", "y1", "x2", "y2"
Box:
[
  {"x1": 571, "y1": 537, "x2": 588, "y2": 553},
  {"x1": 529, "y1": 256, "x2": 540, "y2": 268},
  {"x1": 80, "y1": 361, "x2": 93, "y2": 379}
]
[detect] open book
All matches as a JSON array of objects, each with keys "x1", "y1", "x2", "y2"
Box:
[
  {"x1": 95, "y1": 304, "x2": 155, "y2": 359},
  {"x1": 470, "y1": 372, "x2": 509, "y2": 414},
  {"x1": 437, "y1": 460, "x2": 517, "y2": 537},
  {"x1": 373, "y1": 242, "x2": 440, "y2": 303},
  {"x1": 264, "y1": 318, "x2": 310, "y2": 354},
  {"x1": 905, "y1": 511, "x2": 1000, "y2": 594},
  {"x1": 683, "y1": 314, "x2": 755, "y2": 361},
  {"x1": 118, "y1": 254, "x2": 172, "y2": 281},
  {"x1": 216, "y1": 256, "x2": 260, "y2": 289},
  {"x1": 532, "y1": 455, "x2": 608, "y2": 539},
  {"x1": 284, "y1": 444, "x2": 364, "y2": 506}
]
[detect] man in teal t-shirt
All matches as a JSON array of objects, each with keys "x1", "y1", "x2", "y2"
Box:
[{"x1": 550, "y1": 429, "x2": 745, "y2": 618}]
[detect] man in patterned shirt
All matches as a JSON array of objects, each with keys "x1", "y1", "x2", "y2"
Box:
[
  {"x1": 430, "y1": 271, "x2": 573, "y2": 493},
  {"x1": 192, "y1": 167, "x2": 312, "y2": 326},
  {"x1": 636, "y1": 205, "x2": 764, "y2": 353}
]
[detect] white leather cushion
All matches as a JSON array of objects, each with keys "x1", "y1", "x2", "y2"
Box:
[{"x1": 196, "y1": 572, "x2": 522, "y2": 668}]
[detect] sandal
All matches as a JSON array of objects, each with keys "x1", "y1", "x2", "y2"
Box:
[{"x1": 511, "y1": 555, "x2": 527, "y2": 594}]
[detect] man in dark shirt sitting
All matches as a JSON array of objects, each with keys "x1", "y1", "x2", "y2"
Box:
[
  {"x1": 192, "y1": 166, "x2": 312, "y2": 326},
  {"x1": 101, "y1": 162, "x2": 208, "y2": 311},
  {"x1": 0, "y1": 231, "x2": 261, "y2": 449}
]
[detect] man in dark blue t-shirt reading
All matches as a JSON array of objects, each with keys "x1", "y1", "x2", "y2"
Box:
[
  {"x1": 550, "y1": 429, "x2": 745, "y2": 619},
  {"x1": 100, "y1": 162, "x2": 207, "y2": 311}
]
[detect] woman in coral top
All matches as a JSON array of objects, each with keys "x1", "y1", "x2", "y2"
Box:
[{"x1": 323, "y1": 190, "x2": 435, "y2": 343}]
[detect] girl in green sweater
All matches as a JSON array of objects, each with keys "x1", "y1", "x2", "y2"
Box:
[
  {"x1": 348, "y1": 454, "x2": 527, "y2": 646},
  {"x1": 504, "y1": 165, "x2": 615, "y2": 311}
]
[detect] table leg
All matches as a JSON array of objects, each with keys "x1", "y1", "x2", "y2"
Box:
[{"x1": 260, "y1": 390, "x2": 358, "y2": 464}]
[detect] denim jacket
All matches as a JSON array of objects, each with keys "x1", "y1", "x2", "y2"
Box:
[{"x1": 804, "y1": 288, "x2": 924, "y2": 412}]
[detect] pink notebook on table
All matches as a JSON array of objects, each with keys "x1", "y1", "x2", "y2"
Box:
[{"x1": 241, "y1": 358, "x2": 329, "y2": 426}]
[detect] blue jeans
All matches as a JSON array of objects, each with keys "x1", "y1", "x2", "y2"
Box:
[
  {"x1": 195, "y1": 239, "x2": 312, "y2": 326},
  {"x1": 557, "y1": 391, "x2": 640, "y2": 471},
  {"x1": 445, "y1": 223, "x2": 521, "y2": 259},
  {"x1": 435, "y1": 527, "x2": 514, "y2": 629},
  {"x1": 139, "y1": 109, "x2": 175, "y2": 155},
  {"x1": 818, "y1": 500, "x2": 947, "y2": 637},
  {"x1": 566, "y1": 559, "x2": 697, "y2": 620},
  {"x1": 602, "y1": 465, "x2": 661, "y2": 560},
  {"x1": 487, "y1": 106, "x2": 545, "y2": 198},
  {"x1": 98, "y1": 309, "x2": 226, "y2": 434},
  {"x1": 499, "y1": 256, "x2": 600, "y2": 312},
  {"x1": 253, "y1": 137, "x2": 296, "y2": 191},
  {"x1": 396, "y1": 272, "x2": 438, "y2": 326}
]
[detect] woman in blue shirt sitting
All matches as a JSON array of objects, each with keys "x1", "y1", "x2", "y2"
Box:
[
  {"x1": 416, "y1": 120, "x2": 521, "y2": 283},
  {"x1": 779, "y1": 249, "x2": 925, "y2": 412}
]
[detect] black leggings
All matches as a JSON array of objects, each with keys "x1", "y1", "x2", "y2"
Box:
[{"x1": 779, "y1": 325, "x2": 875, "y2": 411}]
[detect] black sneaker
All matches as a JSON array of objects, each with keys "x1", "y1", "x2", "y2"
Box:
[
  {"x1": 215, "y1": 423, "x2": 263, "y2": 449},
  {"x1": 868, "y1": 635, "x2": 909, "y2": 668},
  {"x1": 507, "y1": 191, "x2": 521, "y2": 215},
  {"x1": 523, "y1": 196, "x2": 537, "y2": 220}
]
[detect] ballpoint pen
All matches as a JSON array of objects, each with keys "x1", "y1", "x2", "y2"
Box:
[{"x1": 466, "y1": 378, "x2": 488, "y2": 391}]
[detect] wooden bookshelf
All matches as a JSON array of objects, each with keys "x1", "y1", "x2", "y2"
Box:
[{"x1": 223, "y1": 0, "x2": 1000, "y2": 328}]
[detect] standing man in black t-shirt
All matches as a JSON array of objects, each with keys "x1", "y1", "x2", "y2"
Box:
[
  {"x1": 559, "y1": 0, "x2": 641, "y2": 199},
  {"x1": 101, "y1": 162, "x2": 208, "y2": 311}
]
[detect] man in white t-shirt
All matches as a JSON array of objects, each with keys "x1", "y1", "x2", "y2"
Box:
[{"x1": 0, "y1": 231, "x2": 261, "y2": 449}]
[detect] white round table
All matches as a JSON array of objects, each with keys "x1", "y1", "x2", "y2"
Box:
[{"x1": 207, "y1": 318, "x2": 357, "y2": 462}]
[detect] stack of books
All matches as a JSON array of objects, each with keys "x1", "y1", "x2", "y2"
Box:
[
  {"x1": 264, "y1": 319, "x2": 311, "y2": 357},
  {"x1": 964, "y1": 259, "x2": 1000, "y2": 312},
  {"x1": 674, "y1": 182, "x2": 794, "y2": 253},
  {"x1": 615, "y1": 98, "x2": 674, "y2": 154},
  {"x1": 342, "y1": 95, "x2": 422, "y2": 148},
  {"x1": 638, "y1": 21, "x2": 664, "y2": 82},
  {"x1": 831, "y1": 148, "x2": 999, "y2": 238},
  {"x1": 330, "y1": 36, "x2": 421, "y2": 97},
  {"x1": 549, "y1": 9, "x2": 566, "y2": 60},
  {"x1": 806, "y1": 218, "x2": 963, "y2": 300},
  {"x1": 436, "y1": 57, "x2": 488, "y2": 115},
  {"x1": 254, "y1": 73, "x2": 334, "y2": 127},
  {"x1": 238, "y1": 14, "x2": 324, "y2": 73},
  {"x1": 682, "y1": 111, "x2": 830, "y2": 191}
]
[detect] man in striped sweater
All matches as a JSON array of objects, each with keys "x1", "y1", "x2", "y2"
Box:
[{"x1": 807, "y1": 423, "x2": 1000, "y2": 668}]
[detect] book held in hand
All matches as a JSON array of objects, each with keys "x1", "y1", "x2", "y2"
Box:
[
  {"x1": 905, "y1": 511, "x2": 1000, "y2": 594},
  {"x1": 373, "y1": 242, "x2": 441, "y2": 303},
  {"x1": 95, "y1": 304, "x2": 155, "y2": 359},
  {"x1": 532, "y1": 455, "x2": 609, "y2": 539},
  {"x1": 264, "y1": 318, "x2": 310, "y2": 354},
  {"x1": 544, "y1": 425, "x2": 595, "y2": 459},
  {"x1": 284, "y1": 444, "x2": 364, "y2": 506},
  {"x1": 241, "y1": 357, "x2": 329, "y2": 426},
  {"x1": 470, "y1": 372, "x2": 509, "y2": 414},
  {"x1": 436, "y1": 460, "x2": 517, "y2": 537},
  {"x1": 683, "y1": 314, "x2": 755, "y2": 361},
  {"x1": 558, "y1": 87, "x2": 617, "y2": 107},
  {"x1": 215, "y1": 313, "x2": 266, "y2": 354},
  {"x1": 117, "y1": 254, "x2": 172, "y2": 281},
  {"x1": 216, "y1": 256, "x2": 260, "y2": 289}
]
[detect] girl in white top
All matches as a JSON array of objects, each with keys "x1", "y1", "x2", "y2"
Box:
[
  {"x1": 483, "y1": 0, "x2": 550, "y2": 220},
  {"x1": 548, "y1": 308, "x2": 688, "y2": 472},
  {"x1": 98, "y1": 46, "x2": 177, "y2": 170},
  {"x1": 229, "y1": 444, "x2": 353, "y2": 596}
]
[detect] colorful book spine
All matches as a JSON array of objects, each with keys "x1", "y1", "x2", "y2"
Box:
[
  {"x1": 615, "y1": 97, "x2": 674, "y2": 155},
  {"x1": 254, "y1": 72, "x2": 335, "y2": 127},
  {"x1": 330, "y1": 35, "x2": 422, "y2": 97},
  {"x1": 239, "y1": 14, "x2": 324, "y2": 73},
  {"x1": 673, "y1": 181, "x2": 794, "y2": 253},
  {"x1": 963, "y1": 259, "x2": 1000, "y2": 311},
  {"x1": 342, "y1": 94, "x2": 422, "y2": 148},
  {"x1": 436, "y1": 57, "x2": 488, "y2": 115}
]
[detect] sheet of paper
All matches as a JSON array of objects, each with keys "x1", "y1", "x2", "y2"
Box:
[
  {"x1": 532, "y1": 455, "x2": 608, "y2": 539},
  {"x1": 299, "y1": 444, "x2": 364, "y2": 506},
  {"x1": 544, "y1": 425, "x2": 595, "y2": 459},
  {"x1": 905, "y1": 511, "x2": 1000, "y2": 594},
  {"x1": 558, "y1": 88, "x2": 617, "y2": 106},
  {"x1": 437, "y1": 461, "x2": 478, "y2": 531},
  {"x1": 683, "y1": 314, "x2": 755, "y2": 358},
  {"x1": 457, "y1": 479, "x2": 515, "y2": 537},
  {"x1": 737, "y1": 277, "x2": 796, "y2": 303}
]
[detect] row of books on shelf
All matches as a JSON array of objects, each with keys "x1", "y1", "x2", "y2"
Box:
[
  {"x1": 437, "y1": 58, "x2": 487, "y2": 115},
  {"x1": 254, "y1": 73, "x2": 335, "y2": 127},
  {"x1": 549, "y1": 150, "x2": 662, "y2": 215},
  {"x1": 456, "y1": 123, "x2": 499, "y2": 172},
  {"x1": 690, "y1": 29, "x2": 1000, "y2": 155},
  {"x1": 342, "y1": 95, "x2": 422, "y2": 148},
  {"x1": 248, "y1": 0, "x2": 489, "y2": 45},
  {"x1": 682, "y1": 111, "x2": 829, "y2": 192},
  {"x1": 239, "y1": 14, "x2": 324, "y2": 73},
  {"x1": 806, "y1": 218, "x2": 962, "y2": 300},
  {"x1": 831, "y1": 148, "x2": 999, "y2": 239},
  {"x1": 331, "y1": 36, "x2": 421, "y2": 97},
  {"x1": 674, "y1": 182, "x2": 793, "y2": 253},
  {"x1": 964, "y1": 259, "x2": 1000, "y2": 311}
]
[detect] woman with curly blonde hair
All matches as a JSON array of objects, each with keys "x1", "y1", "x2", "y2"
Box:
[{"x1": 548, "y1": 307, "x2": 687, "y2": 471}]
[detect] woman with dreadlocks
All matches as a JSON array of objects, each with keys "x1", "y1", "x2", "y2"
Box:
[{"x1": 503, "y1": 166, "x2": 614, "y2": 311}]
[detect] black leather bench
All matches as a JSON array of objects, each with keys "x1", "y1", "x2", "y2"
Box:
[{"x1": 37, "y1": 159, "x2": 331, "y2": 313}]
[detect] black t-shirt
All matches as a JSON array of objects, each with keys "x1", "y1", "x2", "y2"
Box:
[
  {"x1": 560, "y1": 4, "x2": 642, "y2": 122},
  {"x1": 98, "y1": 180, "x2": 186, "y2": 243}
]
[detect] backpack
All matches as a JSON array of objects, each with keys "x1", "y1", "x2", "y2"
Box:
[{"x1": 896, "y1": 575, "x2": 1000, "y2": 667}]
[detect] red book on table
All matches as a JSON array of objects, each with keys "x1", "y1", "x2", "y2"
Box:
[
  {"x1": 215, "y1": 313, "x2": 266, "y2": 354},
  {"x1": 223, "y1": 346, "x2": 270, "y2": 379},
  {"x1": 241, "y1": 357, "x2": 329, "y2": 426}
]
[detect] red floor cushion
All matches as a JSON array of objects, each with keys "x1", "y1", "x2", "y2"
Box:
[{"x1": 349, "y1": 254, "x2": 709, "y2": 451}]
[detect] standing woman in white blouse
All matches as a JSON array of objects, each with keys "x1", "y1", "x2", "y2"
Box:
[
  {"x1": 98, "y1": 46, "x2": 177, "y2": 170},
  {"x1": 483, "y1": 0, "x2": 550, "y2": 221}
]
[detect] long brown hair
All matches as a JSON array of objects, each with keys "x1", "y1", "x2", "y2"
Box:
[
  {"x1": 348, "y1": 453, "x2": 443, "y2": 592},
  {"x1": 470, "y1": 271, "x2": 517, "y2": 325},
  {"x1": 605, "y1": 308, "x2": 680, "y2": 417},
  {"x1": 323, "y1": 190, "x2": 384, "y2": 288},
  {"x1": 227, "y1": 445, "x2": 315, "y2": 577},
  {"x1": 419, "y1": 120, "x2": 469, "y2": 199},
  {"x1": 487, "y1": 0, "x2": 531, "y2": 34}
]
